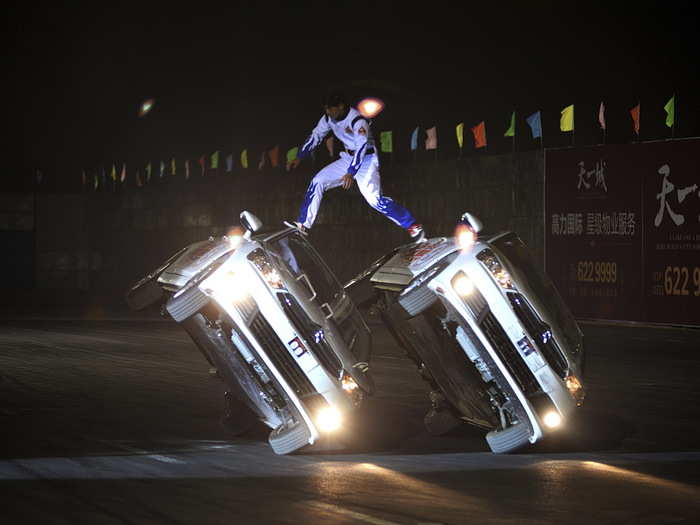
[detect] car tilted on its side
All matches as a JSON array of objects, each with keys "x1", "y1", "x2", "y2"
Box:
[
  {"x1": 345, "y1": 213, "x2": 586, "y2": 453},
  {"x1": 126, "y1": 211, "x2": 373, "y2": 455}
]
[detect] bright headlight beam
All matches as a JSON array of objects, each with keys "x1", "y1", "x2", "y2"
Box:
[
  {"x1": 543, "y1": 411, "x2": 562, "y2": 428},
  {"x1": 452, "y1": 274, "x2": 474, "y2": 297},
  {"x1": 316, "y1": 407, "x2": 342, "y2": 432}
]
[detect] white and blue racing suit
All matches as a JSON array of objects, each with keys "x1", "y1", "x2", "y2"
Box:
[{"x1": 296, "y1": 107, "x2": 416, "y2": 230}]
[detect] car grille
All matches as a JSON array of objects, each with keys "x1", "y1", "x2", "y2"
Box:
[
  {"x1": 480, "y1": 311, "x2": 540, "y2": 396},
  {"x1": 234, "y1": 293, "x2": 258, "y2": 323},
  {"x1": 249, "y1": 312, "x2": 317, "y2": 398},
  {"x1": 508, "y1": 293, "x2": 568, "y2": 378},
  {"x1": 279, "y1": 294, "x2": 342, "y2": 377}
]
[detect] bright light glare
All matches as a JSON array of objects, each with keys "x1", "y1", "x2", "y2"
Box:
[
  {"x1": 357, "y1": 97, "x2": 385, "y2": 118},
  {"x1": 453, "y1": 274, "x2": 474, "y2": 296},
  {"x1": 209, "y1": 271, "x2": 249, "y2": 302},
  {"x1": 455, "y1": 224, "x2": 476, "y2": 250},
  {"x1": 138, "y1": 98, "x2": 155, "y2": 117},
  {"x1": 341, "y1": 374, "x2": 359, "y2": 393},
  {"x1": 226, "y1": 226, "x2": 245, "y2": 248},
  {"x1": 316, "y1": 407, "x2": 342, "y2": 432},
  {"x1": 565, "y1": 374, "x2": 585, "y2": 405},
  {"x1": 543, "y1": 411, "x2": 562, "y2": 428}
]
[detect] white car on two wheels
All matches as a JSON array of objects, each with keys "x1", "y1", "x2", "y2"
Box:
[
  {"x1": 345, "y1": 213, "x2": 586, "y2": 453},
  {"x1": 126, "y1": 211, "x2": 373, "y2": 455}
]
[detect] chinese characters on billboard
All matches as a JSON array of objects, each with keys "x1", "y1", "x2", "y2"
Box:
[{"x1": 545, "y1": 139, "x2": 699, "y2": 325}]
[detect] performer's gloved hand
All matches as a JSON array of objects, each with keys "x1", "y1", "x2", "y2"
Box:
[{"x1": 342, "y1": 173, "x2": 354, "y2": 190}]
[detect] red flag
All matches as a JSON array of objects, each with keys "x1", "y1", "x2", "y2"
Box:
[
  {"x1": 198, "y1": 155, "x2": 205, "y2": 176},
  {"x1": 598, "y1": 101, "x2": 606, "y2": 130},
  {"x1": 630, "y1": 104, "x2": 640, "y2": 136},
  {"x1": 268, "y1": 145, "x2": 280, "y2": 168},
  {"x1": 471, "y1": 121, "x2": 487, "y2": 149},
  {"x1": 325, "y1": 136, "x2": 334, "y2": 157}
]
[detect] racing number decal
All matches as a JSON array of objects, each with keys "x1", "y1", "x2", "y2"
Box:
[{"x1": 287, "y1": 336, "x2": 307, "y2": 358}]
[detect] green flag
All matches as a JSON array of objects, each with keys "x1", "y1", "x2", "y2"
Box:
[
  {"x1": 240, "y1": 149, "x2": 248, "y2": 169},
  {"x1": 211, "y1": 151, "x2": 219, "y2": 169},
  {"x1": 110, "y1": 163, "x2": 117, "y2": 181},
  {"x1": 286, "y1": 147, "x2": 298, "y2": 163},
  {"x1": 455, "y1": 123, "x2": 464, "y2": 149},
  {"x1": 504, "y1": 111, "x2": 515, "y2": 137},
  {"x1": 664, "y1": 95, "x2": 675, "y2": 128},
  {"x1": 380, "y1": 131, "x2": 393, "y2": 153}
]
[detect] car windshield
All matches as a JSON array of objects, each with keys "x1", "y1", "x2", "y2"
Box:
[
  {"x1": 491, "y1": 233, "x2": 581, "y2": 349},
  {"x1": 265, "y1": 232, "x2": 341, "y2": 306}
]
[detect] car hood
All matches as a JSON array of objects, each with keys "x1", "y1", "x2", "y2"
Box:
[{"x1": 370, "y1": 237, "x2": 459, "y2": 287}]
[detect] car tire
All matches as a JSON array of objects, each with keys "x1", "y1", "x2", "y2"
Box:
[
  {"x1": 397, "y1": 282, "x2": 438, "y2": 318},
  {"x1": 125, "y1": 274, "x2": 163, "y2": 311},
  {"x1": 268, "y1": 421, "x2": 312, "y2": 455},
  {"x1": 485, "y1": 421, "x2": 532, "y2": 453},
  {"x1": 166, "y1": 286, "x2": 210, "y2": 322}
]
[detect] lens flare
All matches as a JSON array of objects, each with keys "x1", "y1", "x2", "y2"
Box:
[
  {"x1": 316, "y1": 407, "x2": 342, "y2": 432},
  {"x1": 455, "y1": 224, "x2": 476, "y2": 251},
  {"x1": 357, "y1": 97, "x2": 385, "y2": 118},
  {"x1": 138, "y1": 98, "x2": 155, "y2": 117},
  {"x1": 226, "y1": 226, "x2": 245, "y2": 248},
  {"x1": 543, "y1": 411, "x2": 562, "y2": 428}
]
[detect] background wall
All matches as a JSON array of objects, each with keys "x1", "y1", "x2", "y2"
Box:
[{"x1": 1, "y1": 151, "x2": 544, "y2": 312}]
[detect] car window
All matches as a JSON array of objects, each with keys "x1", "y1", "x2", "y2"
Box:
[{"x1": 266, "y1": 232, "x2": 341, "y2": 306}]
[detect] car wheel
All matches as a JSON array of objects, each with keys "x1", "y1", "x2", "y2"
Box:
[
  {"x1": 125, "y1": 274, "x2": 163, "y2": 311},
  {"x1": 268, "y1": 421, "x2": 312, "y2": 455},
  {"x1": 166, "y1": 286, "x2": 210, "y2": 322},
  {"x1": 485, "y1": 421, "x2": 532, "y2": 453}
]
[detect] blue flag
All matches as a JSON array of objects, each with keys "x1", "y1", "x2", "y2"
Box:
[
  {"x1": 226, "y1": 153, "x2": 233, "y2": 172},
  {"x1": 410, "y1": 127, "x2": 419, "y2": 151},
  {"x1": 526, "y1": 111, "x2": 542, "y2": 139}
]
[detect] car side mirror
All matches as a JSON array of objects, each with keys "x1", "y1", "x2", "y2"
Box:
[
  {"x1": 459, "y1": 212, "x2": 483, "y2": 234},
  {"x1": 240, "y1": 210, "x2": 263, "y2": 239}
]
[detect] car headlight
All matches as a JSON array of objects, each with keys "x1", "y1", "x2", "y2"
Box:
[
  {"x1": 451, "y1": 271, "x2": 475, "y2": 297},
  {"x1": 542, "y1": 410, "x2": 562, "y2": 429},
  {"x1": 203, "y1": 269, "x2": 249, "y2": 303},
  {"x1": 565, "y1": 374, "x2": 586, "y2": 406},
  {"x1": 476, "y1": 248, "x2": 513, "y2": 289},
  {"x1": 316, "y1": 406, "x2": 342, "y2": 432}
]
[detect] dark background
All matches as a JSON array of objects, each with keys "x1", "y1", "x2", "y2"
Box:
[{"x1": 7, "y1": 1, "x2": 699, "y2": 192}]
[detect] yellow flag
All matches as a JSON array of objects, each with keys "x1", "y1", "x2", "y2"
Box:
[
  {"x1": 560, "y1": 104, "x2": 574, "y2": 132},
  {"x1": 456, "y1": 123, "x2": 464, "y2": 148},
  {"x1": 240, "y1": 149, "x2": 248, "y2": 169}
]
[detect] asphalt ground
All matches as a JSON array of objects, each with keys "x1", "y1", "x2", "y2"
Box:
[{"x1": 0, "y1": 312, "x2": 698, "y2": 524}]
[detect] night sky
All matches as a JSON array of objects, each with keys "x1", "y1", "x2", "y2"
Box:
[{"x1": 8, "y1": 1, "x2": 699, "y2": 191}]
